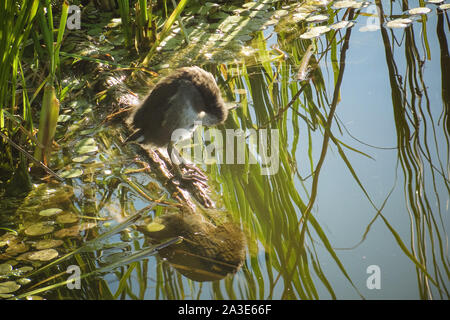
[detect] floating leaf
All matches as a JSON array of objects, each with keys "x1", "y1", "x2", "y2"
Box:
[
  {"x1": 292, "y1": 12, "x2": 309, "y2": 22},
  {"x1": 56, "y1": 213, "x2": 80, "y2": 224},
  {"x1": 33, "y1": 239, "x2": 64, "y2": 250},
  {"x1": 72, "y1": 155, "x2": 93, "y2": 163},
  {"x1": 16, "y1": 252, "x2": 33, "y2": 261},
  {"x1": 57, "y1": 114, "x2": 71, "y2": 122},
  {"x1": 54, "y1": 222, "x2": 97, "y2": 238},
  {"x1": 24, "y1": 222, "x2": 54, "y2": 236},
  {"x1": 79, "y1": 128, "x2": 96, "y2": 135},
  {"x1": 264, "y1": 19, "x2": 278, "y2": 26},
  {"x1": 426, "y1": 0, "x2": 443, "y2": 3},
  {"x1": 54, "y1": 227, "x2": 80, "y2": 238},
  {"x1": 146, "y1": 222, "x2": 166, "y2": 232},
  {"x1": 17, "y1": 278, "x2": 31, "y2": 285},
  {"x1": 76, "y1": 137, "x2": 96, "y2": 147},
  {"x1": 330, "y1": 21, "x2": 355, "y2": 30},
  {"x1": 439, "y1": 3, "x2": 450, "y2": 9},
  {"x1": 17, "y1": 266, "x2": 34, "y2": 273},
  {"x1": 306, "y1": 14, "x2": 329, "y2": 23},
  {"x1": 300, "y1": 26, "x2": 331, "y2": 39},
  {"x1": 39, "y1": 208, "x2": 63, "y2": 217},
  {"x1": 82, "y1": 108, "x2": 93, "y2": 115},
  {"x1": 407, "y1": 7, "x2": 432, "y2": 15},
  {"x1": 59, "y1": 168, "x2": 83, "y2": 179},
  {"x1": 0, "y1": 263, "x2": 13, "y2": 276},
  {"x1": 5, "y1": 242, "x2": 28, "y2": 255},
  {"x1": 0, "y1": 281, "x2": 21, "y2": 294},
  {"x1": 332, "y1": 0, "x2": 363, "y2": 9},
  {"x1": 26, "y1": 295, "x2": 45, "y2": 300},
  {"x1": 386, "y1": 18, "x2": 413, "y2": 28},
  {"x1": 273, "y1": 9, "x2": 289, "y2": 18},
  {"x1": 75, "y1": 145, "x2": 98, "y2": 154},
  {"x1": 310, "y1": 0, "x2": 332, "y2": 6},
  {"x1": 0, "y1": 233, "x2": 17, "y2": 246},
  {"x1": 27, "y1": 249, "x2": 59, "y2": 262}
]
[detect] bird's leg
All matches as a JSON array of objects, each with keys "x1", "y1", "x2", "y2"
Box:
[{"x1": 167, "y1": 141, "x2": 208, "y2": 185}]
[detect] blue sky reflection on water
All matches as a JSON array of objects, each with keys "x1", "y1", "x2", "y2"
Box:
[
  {"x1": 247, "y1": 0, "x2": 449, "y2": 299},
  {"x1": 283, "y1": 7, "x2": 449, "y2": 299}
]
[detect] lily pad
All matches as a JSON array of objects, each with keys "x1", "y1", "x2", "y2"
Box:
[
  {"x1": 27, "y1": 249, "x2": 59, "y2": 262},
  {"x1": 0, "y1": 233, "x2": 17, "y2": 247},
  {"x1": 79, "y1": 128, "x2": 97, "y2": 135},
  {"x1": 273, "y1": 9, "x2": 289, "y2": 18},
  {"x1": 0, "y1": 281, "x2": 21, "y2": 294},
  {"x1": 75, "y1": 137, "x2": 98, "y2": 154},
  {"x1": 57, "y1": 114, "x2": 71, "y2": 123},
  {"x1": 0, "y1": 263, "x2": 13, "y2": 276},
  {"x1": 306, "y1": 14, "x2": 329, "y2": 23},
  {"x1": 439, "y1": 3, "x2": 450, "y2": 9},
  {"x1": 5, "y1": 242, "x2": 28, "y2": 255},
  {"x1": 54, "y1": 222, "x2": 97, "y2": 238},
  {"x1": 16, "y1": 252, "x2": 32, "y2": 261},
  {"x1": 76, "y1": 137, "x2": 96, "y2": 147},
  {"x1": 26, "y1": 295, "x2": 45, "y2": 300},
  {"x1": 56, "y1": 213, "x2": 80, "y2": 224},
  {"x1": 39, "y1": 208, "x2": 63, "y2": 217},
  {"x1": 310, "y1": 0, "x2": 332, "y2": 6},
  {"x1": 292, "y1": 12, "x2": 309, "y2": 22},
  {"x1": 146, "y1": 222, "x2": 166, "y2": 232},
  {"x1": 54, "y1": 227, "x2": 80, "y2": 238},
  {"x1": 386, "y1": 18, "x2": 413, "y2": 28},
  {"x1": 59, "y1": 168, "x2": 83, "y2": 179},
  {"x1": 72, "y1": 155, "x2": 94, "y2": 163},
  {"x1": 330, "y1": 21, "x2": 355, "y2": 30},
  {"x1": 17, "y1": 278, "x2": 31, "y2": 285},
  {"x1": 332, "y1": 0, "x2": 363, "y2": 9},
  {"x1": 407, "y1": 7, "x2": 432, "y2": 15},
  {"x1": 33, "y1": 239, "x2": 64, "y2": 250},
  {"x1": 25, "y1": 222, "x2": 54, "y2": 236},
  {"x1": 17, "y1": 266, "x2": 34, "y2": 273},
  {"x1": 300, "y1": 26, "x2": 331, "y2": 39},
  {"x1": 426, "y1": 0, "x2": 443, "y2": 3},
  {"x1": 82, "y1": 107, "x2": 93, "y2": 115},
  {"x1": 75, "y1": 145, "x2": 98, "y2": 154}
]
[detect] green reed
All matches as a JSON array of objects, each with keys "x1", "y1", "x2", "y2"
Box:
[{"x1": 0, "y1": 0, "x2": 39, "y2": 189}]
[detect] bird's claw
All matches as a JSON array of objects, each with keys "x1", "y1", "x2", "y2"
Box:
[{"x1": 169, "y1": 163, "x2": 208, "y2": 188}]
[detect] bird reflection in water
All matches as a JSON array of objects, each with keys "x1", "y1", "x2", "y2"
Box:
[{"x1": 137, "y1": 206, "x2": 246, "y2": 282}]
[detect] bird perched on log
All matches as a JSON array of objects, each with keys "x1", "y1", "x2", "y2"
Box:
[{"x1": 125, "y1": 66, "x2": 234, "y2": 182}]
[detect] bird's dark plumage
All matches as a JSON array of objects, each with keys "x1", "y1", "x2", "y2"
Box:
[{"x1": 127, "y1": 66, "x2": 228, "y2": 147}]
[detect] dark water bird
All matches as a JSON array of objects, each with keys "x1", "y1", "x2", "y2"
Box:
[{"x1": 125, "y1": 66, "x2": 233, "y2": 181}]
